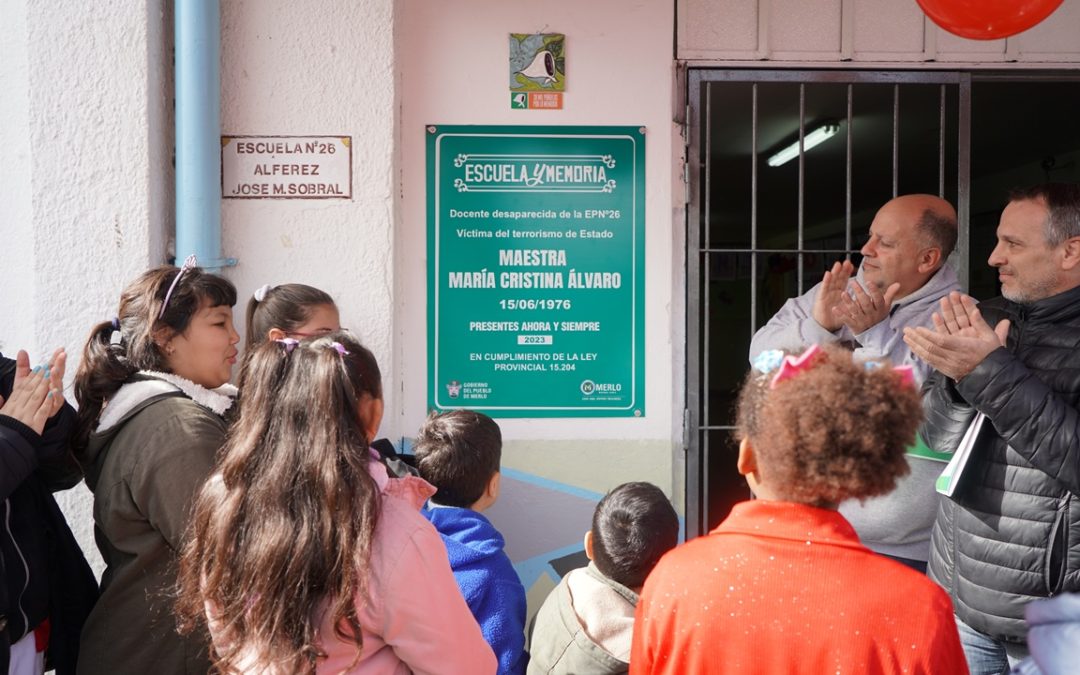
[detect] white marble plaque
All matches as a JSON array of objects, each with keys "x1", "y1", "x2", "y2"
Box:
[{"x1": 221, "y1": 135, "x2": 352, "y2": 199}]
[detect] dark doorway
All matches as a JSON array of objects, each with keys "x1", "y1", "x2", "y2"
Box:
[
  {"x1": 686, "y1": 70, "x2": 1080, "y2": 538},
  {"x1": 968, "y1": 77, "x2": 1080, "y2": 299}
]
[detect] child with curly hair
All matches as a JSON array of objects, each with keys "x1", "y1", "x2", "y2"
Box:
[{"x1": 630, "y1": 344, "x2": 967, "y2": 675}]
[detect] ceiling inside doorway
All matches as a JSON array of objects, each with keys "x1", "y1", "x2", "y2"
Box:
[{"x1": 703, "y1": 77, "x2": 1080, "y2": 252}]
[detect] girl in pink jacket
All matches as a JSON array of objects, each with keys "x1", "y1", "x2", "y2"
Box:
[{"x1": 177, "y1": 333, "x2": 496, "y2": 674}]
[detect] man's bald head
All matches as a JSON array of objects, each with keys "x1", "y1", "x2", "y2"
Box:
[
  {"x1": 884, "y1": 194, "x2": 958, "y2": 261},
  {"x1": 860, "y1": 194, "x2": 958, "y2": 299}
]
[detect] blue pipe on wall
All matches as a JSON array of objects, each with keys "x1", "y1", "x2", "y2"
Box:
[{"x1": 175, "y1": 0, "x2": 235, "y2": 269}]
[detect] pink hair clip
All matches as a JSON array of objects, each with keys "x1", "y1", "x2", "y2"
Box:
[
  {"x1": 893, "y1": 365, "x2": 915, "y2": 387},
  {"x1": 327, "y1": 341, "x2": 350, "y2": 356},
  {"x1": 275, "y1": 337, "x2": 300, "y2": 353},
  {"x1": 769, "y1": 344, "x2": 823, "y2": 389}
]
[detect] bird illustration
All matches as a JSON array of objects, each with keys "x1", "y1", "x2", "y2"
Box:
[{"x1": 517, "y1": 50, "x2": 556, "y2": 85}]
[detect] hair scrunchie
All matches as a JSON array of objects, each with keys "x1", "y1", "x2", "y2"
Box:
[
  {"x1": 109, "y1": 317, "x2": 124, "y2": 346},
  {"x1": 253, "y1": 284, "x2": 275, "y2": 303}
]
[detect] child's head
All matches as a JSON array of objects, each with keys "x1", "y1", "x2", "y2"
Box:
[
  {"x1": 179, "y1": 331, "x2": 384, "y2": 672},
  {"x1": 74, "y1": 260, "x2": 237, "y2": 452},
  {"x1": 586, "y1": 482, "x2": 679, "y2": 590},
  {"x1": 245, "y1": 283, "x2": 338, "y2": 347},
  {"x1": 736, "y1": 344, "x2": 922, "y2": 506},
  {"x1": 238, "y1": 331, "x2": 383, "y2": 444},
  {"x1": 414, "y1": 410, "x2": 502, "y2": 509}
]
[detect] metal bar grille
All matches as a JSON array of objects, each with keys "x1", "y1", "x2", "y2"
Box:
[
  {"x1": 939, "y1": 84, "x2": 947, "y2": 198},
  {"x1": 685, "y1": 70, "x2": 704, "y2": 537},
  {"x1": 797, "y1": 84, "x2": 806, "y2": 294},
  {"x1": 749, "y1": 83, "x2": 759, "y2": 338},
  {"x1": 701, "y1": 79, "x2": 713, "y2": 534},
  {"x1": 892, "y1": 83, "x2": 900, "y2": 198},
  {"x1": 703, "y1": 81, "x2": 712, "y2": 438},
  {"x1": 686, "y1": 69, "x2": 969, "y2": 539},
  {"x1": 846, "y1": 84, "x2": 853, "y2": 255},
  {"x1": 957, "y1": 76, "x2": 972, "y2": 289}
]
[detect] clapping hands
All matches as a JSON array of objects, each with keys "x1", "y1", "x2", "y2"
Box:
[
  {"x1": 812, "y1": 260, "x2": 856, "y2": 332},
  {"x1": 833, "y1": 279, "x2": 901, "y2": 334},
  {"x1": 812, "y1": 260, "x2": 899, "y2": 334},
  {"x1": 0, "y1": 348, "x2": 67, "y2": 436},
  {"x1": 903, "y1": 292, "x2": 1010, "y2": 381}
]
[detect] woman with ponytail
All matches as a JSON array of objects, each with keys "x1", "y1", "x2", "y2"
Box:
[
  {"x1": 177, "y1": 333, "x2": 495, "y2": 674},
  {"x1": 73, "y1": 258, "x2": 239, "y2": 675}
]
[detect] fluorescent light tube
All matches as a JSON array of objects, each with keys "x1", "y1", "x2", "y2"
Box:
[{"x1": 767, "y1": 123, "x2": 841, "y2": 167}]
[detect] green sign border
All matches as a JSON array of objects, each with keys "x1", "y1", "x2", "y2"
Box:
[{"x1": 426, "y1": 125, "x2": 646, "y2": 417}]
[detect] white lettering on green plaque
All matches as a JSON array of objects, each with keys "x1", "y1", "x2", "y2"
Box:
[{"x1": 427, "y1": 125, "x2": 645, "y2": 417}]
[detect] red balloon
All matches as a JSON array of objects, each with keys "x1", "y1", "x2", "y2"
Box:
[{"x1": 916, "y1": 0, "x2": 1065, "y2": 40}]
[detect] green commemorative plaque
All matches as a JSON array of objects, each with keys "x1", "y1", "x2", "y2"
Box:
[{"x1": 427, "y1": 125, "x2": 645, "y2": 417}]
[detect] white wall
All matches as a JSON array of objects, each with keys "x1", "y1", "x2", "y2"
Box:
[
  {"x1": 219, "y1": 0, "x2": 400, "y2": 424},
  {"x1": 397, "y1": 0, "x2": 679, "y2": 613},
  {"x1": 397, "y1": 0, "x2": 681, "y2": 456},
  {"x1": 0, "y1": 0, "x2": 34, "y2": 353},
  {"x1": 1, "y1": 0, "x2": 170, "y2": 356},
  {"x1": 0, "y1": 0, "x2": 174, "y2": 575}
]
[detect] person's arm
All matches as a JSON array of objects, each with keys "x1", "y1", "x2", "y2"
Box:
[
  {"x1": 903, "y1": 292, "x2": 1011, "y2": 456},
  {"x1": 0, "y1": 419, "x2": 38, "y2": 500},
  {"x1": 847, "y1": 278, "x2": 952, "y2": 385},
  {"x1": 629, "y1": 583, "x2": 658, "y2": 674},
  {"x1": 956, "y1": 348, "x2": 1080, "y2": 495},
  {"x1": 915, "y1": 588, "x2": 970, "y2": 675},
  {"x1": 748, "y1": 282, "x2": 839, "y2": 360},
  {"x1": 475, "y1": 566, "x2": 529, "y2": 675},
  {"x1": 378, "y1": 520, "x2": 497, "y2": 675},
  {"x1": 0, "y1": 353, "x2": 63, "y2": 497},
  {"x1": 129, "y1": 406, "x2": 225, "y2": 551},
  {"x1": 917, "y1": 369, "x2": 978, "y2": 456},
  {"x1": 903, "y1": 292, "x2": 1079, "y2": 490},
  {"x1": 34, "y1": 401, "x2": 82, "y2": 490}
]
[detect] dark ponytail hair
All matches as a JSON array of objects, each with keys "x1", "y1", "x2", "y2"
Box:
[
  {"x1": 177, "y1": 332, "x2": 382, "y2": 672},
  {"x1": 73, "y1": 264, "x2": 237, "y2": 455},
  {"x1": 245, "y1": 283, "x2": 336, "y2": 347}
]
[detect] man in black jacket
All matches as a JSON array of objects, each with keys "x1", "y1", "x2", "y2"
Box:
[{"x1": 904, "y1": 183, "x2": 1080, "y2": 675}]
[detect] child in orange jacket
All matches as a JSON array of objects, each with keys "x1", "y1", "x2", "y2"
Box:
[{"x1": 631, "y1": 345, "x2": 968, "y2": 675}]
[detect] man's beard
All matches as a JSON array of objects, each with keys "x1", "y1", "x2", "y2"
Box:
[{"x1": 1000, "y1": 267, "x2": 1058, "y2": 304}]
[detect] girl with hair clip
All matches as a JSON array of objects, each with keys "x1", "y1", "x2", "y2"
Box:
[
  {"x1": 72, "y1": 257, "x2": 240, "y2": 675},
  {"x1": 631, "y1": 345, "x2": 968, "y2": 675},
  {"x1": 245, "y1": 283, "x2": 418, "y2": 478},
  {"x1": 176, "y1": 332, "x2": 496, "y2": 675},
  {"x1": 245, "y1": 282, "x2": 339, "y2": 347}
]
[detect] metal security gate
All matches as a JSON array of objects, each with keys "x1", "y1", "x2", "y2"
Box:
[{"x1": 685, "y1": 70, "x2": 971, "y2": 538}]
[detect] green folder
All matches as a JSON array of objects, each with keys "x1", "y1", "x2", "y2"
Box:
[
  {"x1": 906, "y1": 434, "x2": 951, "y2": 463},
  {"x1": 933, "y1": 413, "x2": 986, "y2": 497}
]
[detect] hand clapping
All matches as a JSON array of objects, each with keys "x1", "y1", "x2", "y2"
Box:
[
  {"x1": 902, "y1": 292, "x2": 1010, "y2": 381},
  {"x1": 813, "y1": 259, "x2": 898, "y2": 334},
  {"x1": 832, "y1": 280, "x2": 901, "y2": 335},
  {"x1": 812, "y1": 260, "x2": 855, "y2": 332},
  {"x1": 0, "y1": 348, "x2": 66, "y2": 436}
]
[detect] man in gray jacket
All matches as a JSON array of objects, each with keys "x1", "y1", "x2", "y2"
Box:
[
  {"x1": 904, "y1": 183, "x2": 1080, "y2": 674},
  {"x1": 750, "y1": 193, "x2": 961, "y2": 571}
]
